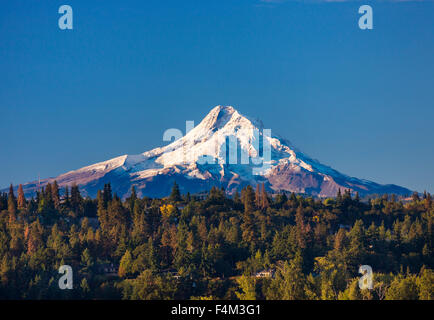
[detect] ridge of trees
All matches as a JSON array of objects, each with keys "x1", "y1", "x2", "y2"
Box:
[{"x1": 0, "y1": 182, "x2": 432, "y2": 300}]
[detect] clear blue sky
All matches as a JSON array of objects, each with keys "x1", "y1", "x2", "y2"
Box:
[{"x1": 0, "y1": 0, "x2": 433, "y2": 193}]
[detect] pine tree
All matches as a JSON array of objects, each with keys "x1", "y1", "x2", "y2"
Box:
[
  {"x1": 261, "y1": 183, "x2": 269, "y2": 209},
  {"x1": 146, "y1": 237, "x2": 158, "y2": 272},
  {"x1": 169, "y1": 181, "x2": 181, "y2": 202},
  {"x1": 27, "y1": 220, "x2": 43, "y2": 255},
  {"x1": 235, "y1": 275, "x2": 256, "y2": 300},
  {"x1": 184, "y1": 192, "x2": 191, "y2": 203},
  {"x1": 45, "y1": 183, "x2": 53, "y2": 205},
  {"x1": 280, "y1": 252, "x2": 306, "y2": 300},
  {"x1": 70, "y1": 184, "x2": 83, "y2": 216},
  {"x1": 81, "y1": 248, "x2": 94, "y2": 273},
  {"x1": 295, "y1": 206, "x2": 307, "y2": 248},
  {"x1": 7, "y1": 184, "x2": 16, "y2": 214},
  {"x1": 255, "y1": 184, "x2": 261, "y2": 208},
  {"x1": 17, "y1": 184, "x2": 26, "y2": 210},
  {"x1": 337, "y1": 189, "x2": 342, "y2": 203},
  {"x1": 80, "y1": 278, "x2": 91, "y2": 298},
  {"x1": 241, "y1": 186, "x2": 255, "y2": 213},
  {"x1": 334, "y1": 228, "x2": 347, "y2": 251},
  {"x1": 131, "y1": 186, "x2": 137, "y2": 199},
  {"x1": 103, "y1": 183, "x2": 112, "y2": 206},
  {"x1": 64, "y1": 186, "x2": 70, "y2": 207},
  {"x1": 338, "y1": 279, "x2": 362, "y2": 300},
  {"x1": 52, "y1": 181, "x2": 60, "y2": 209},
  {"x1": 233, "y1": 190, "x2": 240, "y2": 204},
  {"x1": 355, "y1": 191, "x2": 360, "y2": 203},
  {"x1": 0, "y1": 192, "x2": 7, "y2": 211},
  {"x1": 119, "y1": 250, "x2": 133, "y2": 278},
  {"x1": 417, "y1": 268, "x2": 434, "y2": 300}
]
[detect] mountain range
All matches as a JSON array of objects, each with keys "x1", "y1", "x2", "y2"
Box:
[{"x1": 5, "y1": 106, "x2": 412, "y2": 199}]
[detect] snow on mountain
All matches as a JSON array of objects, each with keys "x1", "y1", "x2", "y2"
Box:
[{"x1": 7, "y1": 105, "x2": 412, "y2": 198}]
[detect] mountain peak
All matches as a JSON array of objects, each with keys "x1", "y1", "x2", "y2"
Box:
[
  {"x1": 199, "y1": 105, "x2": 238, "y2": 131},
  {"x1": 10, "y1": 105, "x2": 413, "y2": 199},
  {"x1": 198, "y1": 105, "x2": 263, "y2": 133},
  {"x1": 213, "y1": 105, "x2": 236, "y2": 114}
]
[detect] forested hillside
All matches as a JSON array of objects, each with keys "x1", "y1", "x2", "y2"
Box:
[{"x1": 0, "y1": 182, "x2": 432, "y2": 300}]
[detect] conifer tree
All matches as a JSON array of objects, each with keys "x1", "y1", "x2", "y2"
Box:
[
  {"x1": 255, "y1": 184, "x2": 261, "y2": 208},
  {"x1": 103, "y1": 183, "x2": 112, "y2": 206},
  {"x1": 80, "y1": 278, "x2": 91, "y2": 298},
  {"x1": 261, "y1": 183, "x2": 269, "y2": 209},
  {"x1": 17, "y1": 184, "x2": 26, "y2": 210},
  {"x1": 64, "y1": 186, "x2": 70, "y2": 207},
  {"x1": 119, "y1": 250, "x2": 133, "y2": 278},
  {"x1": 126, "y1": 186, "x2": 137, "y2": 212},
  {"x1": 52, "y1": 181, "x2": 60, "y2": 209},
  {"x1": 241, "y1": 185, "x2": 255, "y2": 213},
  {"x1": 233, "y1": 190, "x2": 240, "y2": 204},
  {"x1": 279, "y1": 252, "x2": 306, "y2": 300},
  {"x1": 235, "y1": 275, "x2": 256, "y2": 300},
  {"x1": 184, "y1": 192, "x2": 191, "y2": 203},
  {"x1": 295, "y1": 205, "x2": 307, "y2": 248},
  {"x1": 7, "y1": 184, "x2": 16, "y2": 214},
  {"x1": 70, "y1": 184, "x2": 83, "y2": 216},
  {"x1": 169, "y1": 181, "x2": 181, "y2": 202},
  {"x1": 44, "y1": 183, "x2": 53, "y2": 204},
  {"x1": 355, "y1": 191, "x2": 360, "y2": 203},
  {"x1": 0, "y1": 192, "x2": 7, "y2": 211},
  {"x1": 337, "y1": 189, "x2": 342, "y2": 204}
]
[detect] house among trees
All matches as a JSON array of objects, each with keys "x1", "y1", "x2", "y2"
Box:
[
  {"x1": 161, "y1": 268, "x2": 181, "y2": 279},
  {"x1": 255, "y1": 269, "x2": 275, "y2": 278},
  {"x1": 97, "y1": 263, "x2": 118, "y2": 277}
]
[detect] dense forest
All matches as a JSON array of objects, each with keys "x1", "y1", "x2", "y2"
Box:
[{"x1": 0, "y1": 181, "x2": 433, "y2": 300}]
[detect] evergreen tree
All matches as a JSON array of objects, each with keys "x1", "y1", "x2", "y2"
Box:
[
  {"x1": 81, "y1": 248, "x2": 94, "y2": 274},
  {"x1": 103, "y1": 183, "x2": 112, "y2": 207},
  {"x1": 169, "y1": 182, "x2": 181, "y2": 202},
  {"x1": 241, "y1": 186, "x2": 255, "y2": 213},
  {"x1": 70, "y1": 184, "x2": 83, "y2": 216},
  {"x1": 386, "y1": 275, "x2": 419, "y2": 300},
  {"x1": 7, "y1": 184, "x2": 16, "y2": 214},
  {"x1": 64, "y1": 186, "x2": 70, "y2": 207},
  {"x1": 127, "y1": 186, "x2": 137, "y2": 212},
  {"x1": 338, "y1": 279, "x2": 362, "y2": 300},
  {"x1": 260, "y1": 183, "x2": 269, "y2": 209},
  {"x1": 295, "y1": 205, "x2": 309, "y2": 249},
  {"x1": 337, "y1": 189, "x2": 343, "y2": 204},
  {"x1": 52, "y1": 181, "x2": 60, "y2": 209},
  {"x1": 17, "y1": 184, "x2": 26, "y2": 210},
  {"x1": 0, "y1": 192, "x2": 7, "y2": 211},
  {"x1": 417, "y1": 267, "x2": 434, "y2": 300},
  {"x1": 235, "y1": 275, "x2": 256, "y2": 300},
  {"x1": 80, "y1": 278, "x2": 91, "y2": 298},
  {"x1": 279, "y1": 252, "x2": 306, "y2": 300},
  {"x1": 119, "y1": 250, "x2": 133, "y2": 278},
  {"x1": 255, "y1": 184, "x2": 261, "y2": 208},
  {"x1": 233, "y1": 190, "x2": 240, "y2": 204}
]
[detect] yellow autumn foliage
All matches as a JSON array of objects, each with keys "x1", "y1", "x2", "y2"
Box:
[{"x1": 160, "y1": 204, "x2": 176, "y2": 219}]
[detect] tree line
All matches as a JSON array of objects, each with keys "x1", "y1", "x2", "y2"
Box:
[{"x1": 0, "y1": 181, "x2": 432, "y2": 300}]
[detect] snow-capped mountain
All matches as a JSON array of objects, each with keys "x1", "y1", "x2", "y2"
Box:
[{"x1": 9, "y1": 106, "x2": 411, "y2": 198}]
